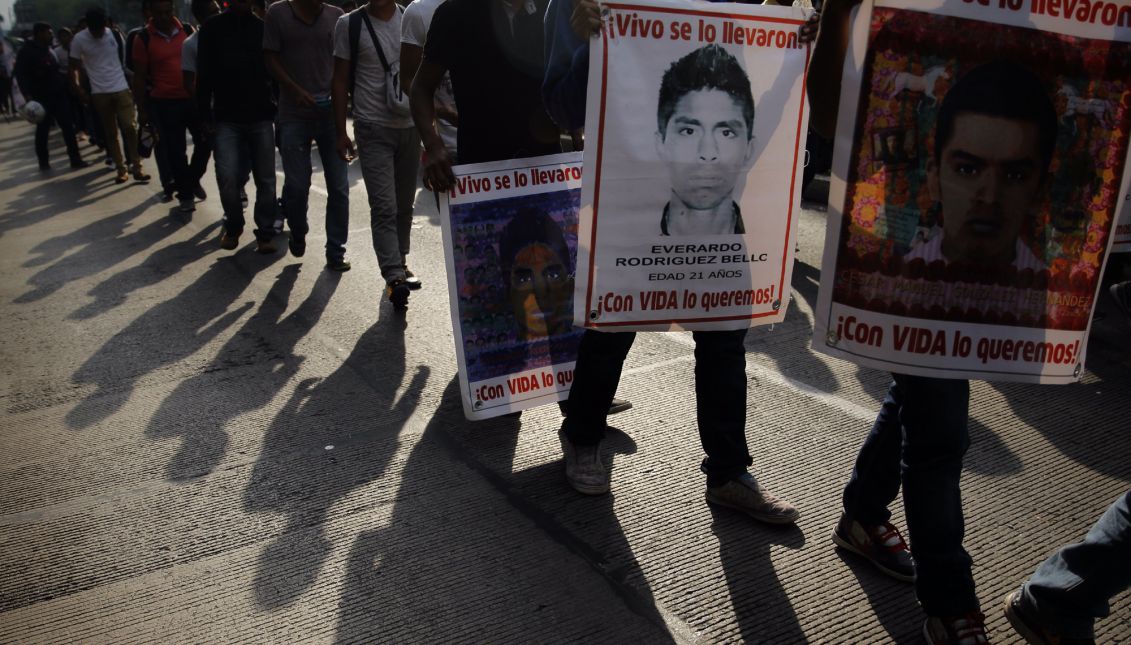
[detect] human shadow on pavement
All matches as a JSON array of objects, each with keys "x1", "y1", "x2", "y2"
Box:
[
  {"x1": 65, "y1": 253, "x2": 282, "y2": 429},
  {"x1": 745, "y1": 259, "x2": 840, "y2": 395},
  {"x1": 711, "y1": 506, "x2": 807, "y2": 643},
  {"x1": 0, "y1": 166, "x2": 117, "y2": 237},
  {"x1": 962, "y1": 417, "x2": 1022, "y2": 477},
  {"x1": 833, "y1": 549, "x2": 922, "y2": 643},
  {"x1": 333, "y1": 378, "x2": 676, "y2": 642},
  {"x1": 14, "y1": 197, "x2": 180, "y2": 303},
  {"x1": 245, "y1": 312, "x2": 428, "y2": 610},
  {"x1": 68, "y1": 221, "x2": 222, "y2": 319},
  {"x1": 145, "y1": 264, "x2": 340, "y2": 481}
]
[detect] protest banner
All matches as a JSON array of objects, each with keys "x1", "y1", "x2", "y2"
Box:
[
  {"x1": 813, "y1": 0, "x2": 1131, "y2": 384},
  {"x1": 575, "y1": 0, "x2": 812, "y2": 332},
  {"x1": 440, "y1": 153, "x2": 585, "y2": 420},
  {"x1": 1115, "y1": 190, "x2": 1131, "y2": 252}
]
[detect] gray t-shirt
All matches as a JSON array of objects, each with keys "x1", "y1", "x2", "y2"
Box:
[
  {"x1": 263, "y1": 0, "x2": 342, "y2": 122},
  {"x1": 332, "y1": 8, "x2": 412, "y2": 128},
  {"x1": 181, "y1": 31, "x2": 199, "y2": 73}
]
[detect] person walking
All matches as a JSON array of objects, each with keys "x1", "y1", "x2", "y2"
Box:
[
  {"x1": 69, "y1": 7, "x2": 150, "y2": 184},
  {"x1": 264, "y1": 0, "x2": 351, "y2": 271},
  {"x1": 331, "y1": 0, "x2": 419, "y2": 307},
  {"x1": 197, "y1": 0, "x2": 278, "y2": 252},
  {"x1": 14, "y1": 22, "x2": 87, "y2": 170}
]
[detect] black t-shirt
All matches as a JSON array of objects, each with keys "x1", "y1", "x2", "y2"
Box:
[{"x1": 424, "y1": 0, "x2": 560, "y2": 164}]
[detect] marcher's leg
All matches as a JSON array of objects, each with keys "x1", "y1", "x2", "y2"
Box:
[
  {"x1": 186, "y1": 106, "x2": 211, "y2": 191},
  {"x1": 1014, "y1": 491, "x2": 1131, "y2": 640},
  {"x1": 314, "y1": 114, "x2": 349, "y2": 265},
  {"x1": 562, "y1": 330, "x2": 636, "y2": 445},
  {"x1": 277, "y1": 120, "x2": 313, "y2": 254},
  {"x1": 353, "y1": 121, "x2": 404, "y2": 282},
  {"x1": 248, "y1": 121, "x2": 279, "y2": 242},
  {"x1": 34, "y1": 116, "x2": 50, "y2": 167},
  {"x1": 393, "y1": 126, "x2": 421, "y2": 267},
  {"x1": 113, "y1": 91, "x2": 142, "y2": 173},
  {"x1": 842, "y1": 380, "x2": 904, "y2": 526},
  {"x1": 52, "y1": 98, "x2": 82, "y2": 162},
  {"x1": 896, "y1": 374, "x2": 978, "y2": 617},
  {"x1": 692, "y1": 328, "x2": 753, "y2": 484},
  {"x1": 212, "y1": 122, "x2": 245, "y2": 236},
  {"x1": 92, "y1": 93, "x2": 125, "y2": 174},
  {"x1": 151, "y1": 99, "x2": 190, "y2": 200}
]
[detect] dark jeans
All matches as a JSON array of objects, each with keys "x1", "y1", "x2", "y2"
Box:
[
  {"x1": 34, "y1": 94, "x2": 81, "y2": 164},
  {"x1": 213, "y1": 120, "x2": 277, "y2": 240},
  {"x1": 841, "y1": 373, "x2": 976, "y2": 616},
  {"x1": 1022, "y1": 490, "x2": 1131, "y2": 640},
  {"x1": 562, "y1": 328, "x2": 754, "y2": 485},
  {"x1": 150, "y1": 98, "x2": 211, "y2": 200},
  {"x1": 277, "y1": 114, "x2": 349, "y2": 262}
]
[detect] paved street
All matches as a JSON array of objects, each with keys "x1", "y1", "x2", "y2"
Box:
[{"x1": 0, "y1": 119, "x2": 1128, "y2": 643}]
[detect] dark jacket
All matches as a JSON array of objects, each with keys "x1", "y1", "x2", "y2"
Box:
[
  {"x1": 15, "y1": 40, "x2": 67, "y2": 103},
  {"x1": 195, "y1": 9, "x2": 276, "y2": 123}
]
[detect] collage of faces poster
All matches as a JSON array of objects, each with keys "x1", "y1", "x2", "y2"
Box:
[
  {"x1": 440, "y1": 153, "x2": 585, "y2": 420},
  {"x1": 813, "y1": 0, "x2": 1131, "y2": 384},
  {"x1": 576, "y1": 0, "x2": 812, "y2": 332}
]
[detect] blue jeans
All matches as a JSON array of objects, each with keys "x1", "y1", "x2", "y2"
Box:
[
  {"x1": 562, "y1": 329, "x2": 754, "y2": 485},
  {"x1": 841, "y1": 374, "x2": 976, "y2": 616},
  {"x1": 277, "y1": 115, "x2": 349, "y2": 261},
  {"x1": 1021, "y1": 490, "x2": 1131, "y2": 639},
  {"x1": 213, "y1": 121, "x2": 277, "y2": 241},
  {"x1": 150, "y1": 98, "x2": 211, "y2": 200}
]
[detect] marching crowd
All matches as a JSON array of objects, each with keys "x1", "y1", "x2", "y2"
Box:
[{"x1": 4, "y1": 0, "x2": 1129, "y2": 642}]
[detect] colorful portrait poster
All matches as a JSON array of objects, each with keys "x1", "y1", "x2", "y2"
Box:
[
  {"x1": 440, "y1": 153, "x2": 586, "y2": 420},
  {"x1": 814, "y1": 1, "x2": 1131, "y2": 384},
  {"x1": 576, "y1": 0, "x2": 812, "y2": 331}
]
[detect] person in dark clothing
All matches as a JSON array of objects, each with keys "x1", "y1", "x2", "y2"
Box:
[
  {"x1": 15, "y1": 22, "x2": 87, "y2": 170},
  {"x1": 196, "y1": 0, "x2": 279, "y2": 252}
]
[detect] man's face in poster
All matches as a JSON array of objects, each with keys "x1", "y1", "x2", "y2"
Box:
[
  {"x1": 656, "y1": 89, "x2": 755, "y2": 211},
  {"x1": 508, "y1": 242, "x2": 573, "y2": 339},
  {"x1": 928, "y1": 112, "x2": 1044, "y2": 264}
]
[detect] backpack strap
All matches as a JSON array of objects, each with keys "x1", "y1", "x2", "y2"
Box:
[
  {"x1": 348, "y1": 10, "x2": 361, "y2": 94},
  {"x1": 359, "y1": 11, "x2": 390, "y2": 74}
]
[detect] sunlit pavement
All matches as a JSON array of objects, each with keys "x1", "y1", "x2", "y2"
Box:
[{"x1": 0, "y1": 119, "x2": 1127, "y2": 643}]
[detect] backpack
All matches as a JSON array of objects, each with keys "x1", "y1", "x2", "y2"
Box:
[{"x1": 347, "y1": 6, "x2": 410, "y2": 117}]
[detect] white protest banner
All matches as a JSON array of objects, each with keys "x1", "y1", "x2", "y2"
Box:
[
  {"x1": 813, "y1": 0, "x2": 1131, "y2": 384},
  {"x1": 575, "y1": 0, "x2": 811, "y2": 331},
  {"x1": 440, "y1": 153, "x2": 585, "y2": 420}
]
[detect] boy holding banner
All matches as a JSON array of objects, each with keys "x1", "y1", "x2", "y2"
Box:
[{"x1": 542, "y1": 0, "x2": 800, "y2": 522}]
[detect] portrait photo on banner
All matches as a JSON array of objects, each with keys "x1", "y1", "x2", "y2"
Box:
[
  {"x1": 830, "y1": 7, "x2": 1131, "y2": 333},
  {"x1": 449, "y1": 190, "x2": 584, "y2": 384}
]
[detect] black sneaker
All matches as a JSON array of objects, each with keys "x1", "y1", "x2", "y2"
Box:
[
  {"x1": 326, "y1": 258, "x2": 351, "y2": 272},
  {"x1": 70, "y1": 157, "x2": 89, "y2": 169},
  {"x1": 39, "y1": 161, "x2": 51, "y2": 171},
  {"x1": 1004, "y1": 590, "x2": 1096, "y2": 645},
  {"x1": 288, "y1": 232, "x2": 306, "y2": 258},
  {"x1": 386, "y1": 278, "x2": 410, "y2": 310},
  {"x1": 832, "y1": 514, "x2": 915, "y2": 582},
  {"x1": 193, "y1": 184, "x2": 207, "y2": 201},
  {"x1": 560, "y1": 397, "x2": 633, "y2": 417},
  {"x1": 403, "y1": 265, "x2": 422, "y2": 290}
]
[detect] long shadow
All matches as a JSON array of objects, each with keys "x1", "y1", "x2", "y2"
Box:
[
  {"x1": 14, "y1": 197, "x2": 176, "y2": 304},
  {"x1": 745, "y1": 259, "x2": 840, "y2": 393},
  {"x1": 244, "y1": 311, "x2": 428, "y2": 609},
  {"x1": 0, "y1": 165, "x2": 123, "y2": 238},
  {"x1": 833, "y1": 550, "x2": 922, "y2": 643},
  {"x1": 144, "y1": 264, "x2": 340, "y2": 481},
  {"x1": 711, "y1": 506, "x2": 807, "y2": 643},
  {"x1": 65, "y1": 252, "x2": 283, "y2": 429},
  {"x1": 69, "y1": 221, "x2": 223, "y2": 320},
  {"x1": 334, "y1": 378, "x2": 676, "y2": 642}
]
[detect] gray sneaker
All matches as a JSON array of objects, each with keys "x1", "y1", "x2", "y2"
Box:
[
  {"x1": 558, "y1": 429, "x2": 609, "y2": 495},
  {"x1": 832, "y1": 514, "x2": 915, "y2": 582},
  {"x1": 706, "y1": 473, "x2": 799, "y2": 524}
]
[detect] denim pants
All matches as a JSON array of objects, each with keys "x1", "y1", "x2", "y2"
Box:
[
  {"x1": 353, "y1": 121, "x2": 420, "y2": 283},
  {"x1": 213, "y1": 120, "x2": 277, "y2": 240},
  {"x1": 562, "y1": 328, "x2": 754, "y2": 485},
  {"x1": 34, "y1": 94, "x2": 80, "y2": 164},
  {"x1": 150, "y1": 98, "x2": 211, "y2": 201},
  {"x1": 841, "y1": 374, "x2": 976, "y2": 616},
  {"x1": 277, "y1": 114, "x2": 349, "y2": 261},
  {"x1": 1021, "y1": 490, "x2": 1131, "y2": 639}
]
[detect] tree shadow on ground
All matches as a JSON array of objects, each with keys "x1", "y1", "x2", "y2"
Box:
[
  {"x1": 333, "y1": 378, "x2": 677, "y2": 642},
  {"x1": 145, "y1": 264, "x2": 340, "y2": 481},
  {"x1": 244, "y1": 311, "x2": 428, "y2": 609},
  {"x1": 65, "y1": 252, "x2": 283, "y2": 430}
]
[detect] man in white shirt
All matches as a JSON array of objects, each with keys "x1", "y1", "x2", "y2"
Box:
[
  {"x1": 331, "y1": 0, "x2": 420, "y2": 309},
  {"x1": 69, "y1": 7, "x2": 150, "y2": 184},
  {"x1": 399, "y1": 0, "x2": 457, "y2": 157}
]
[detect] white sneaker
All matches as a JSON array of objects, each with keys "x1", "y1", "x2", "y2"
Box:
[{"x1": 558, "y1": 430, "x2": 609, "y2": 495}]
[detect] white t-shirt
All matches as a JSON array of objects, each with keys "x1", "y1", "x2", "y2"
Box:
[
  {"x1": 181, "y1": 31, "x2": 199, "y2": 73},
  {"x1": 69, "y1": 28, "x2": 129, "y2": 94},
  {"x1": 401, "y1": 0, "x2": 456, "y2": 151},
  {"x1": 333, "y1": 9, "x2": 413, "y2": 128}
]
